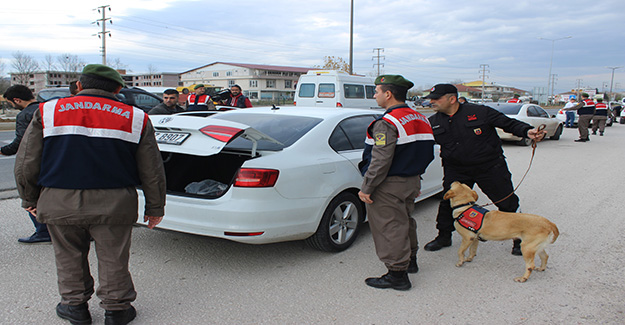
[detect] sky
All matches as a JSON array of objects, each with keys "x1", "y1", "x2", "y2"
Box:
[{"x1": 1, "y1": 0, "x2": 624, "y2": 95}]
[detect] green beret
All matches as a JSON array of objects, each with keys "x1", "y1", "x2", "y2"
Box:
[
  {"x1": 581, "y1": 92, "x2": 589, "y2": 97},
  {"x1": 374, "y1": 75, "x2": 414, "y2": 89},
  {"x1": 194, "y1": 84, "x2": 205, "y2": 90},
  {"x1": 81, "y1": 64, "x2": 125, "y2": 87}
]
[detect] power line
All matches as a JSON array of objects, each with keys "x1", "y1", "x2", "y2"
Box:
[{"x1": 372, "y1": 48, "x2": 384, "y2": 77}]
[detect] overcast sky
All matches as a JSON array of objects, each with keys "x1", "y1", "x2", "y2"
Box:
[{"x1": 1, "y1": 0, "x2": 623, "y2": 94}]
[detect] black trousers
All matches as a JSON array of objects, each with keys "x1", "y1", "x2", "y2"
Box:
[{"x1": 436, "y1": 157, "x2": 520, "y2": 234}]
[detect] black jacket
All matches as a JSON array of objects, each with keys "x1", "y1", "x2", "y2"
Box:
[
  {"x1": 1, "y1": 102, "x2": 39, "y2": 156},
  {"x1": 428, "y1": 102, "x2": 532, "y2": 166},
  {"x1": 148, "y1": 102, "x2": 185, "y2": 115}
]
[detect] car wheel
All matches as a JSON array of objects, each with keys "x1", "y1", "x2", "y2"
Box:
[
  {"x1": 550, "y1": 125, "x2": 563, "y2": 140},
  {"x1": 305, "y1": 192, "x2": 364, "y2": 252},
  {"x1": 516, "y1": 137, "x2": 532, "y2": 146}
]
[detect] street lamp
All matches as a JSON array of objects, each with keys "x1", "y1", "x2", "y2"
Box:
[{"x1": 540, "y1": 36, "x2": 572, "y2": 103}]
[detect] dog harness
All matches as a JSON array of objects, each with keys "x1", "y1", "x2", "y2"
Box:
[{"x1": 452, "y1": 202, "x2": 488, "y2": 233}]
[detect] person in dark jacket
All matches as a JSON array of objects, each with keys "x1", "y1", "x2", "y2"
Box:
[
  {"x1": 422, "y1": 84, "x2": 546, "y2": 256},
  {"x1": 2, "y1": 85, "x2": 50, "y2": 244},
  {"x1": 148, "y1": 88, "x2": 185, "y2": 115},
  {"x1": 222, "y1": 84, "x2": 252, "y2": 108}
]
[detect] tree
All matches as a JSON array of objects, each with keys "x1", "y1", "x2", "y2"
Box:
[
  {"x1": 315, "y1": 56, "x2": 351, "y2": 73},
  {"x1": 11, "y1": 51, "x2": 39, "y2": 85},
  {"x1": 57, "y1": 54, "x2": 85, "y2": 84},
  {"x1": 108, "y1": 58, "x2": 128, "y2": 71},
  {"x1": 43, "y1": 54, "x2": 57, "y2": 71},
  {"x1": 0, "y1": 58, "x2": 10, "y2": 95},
  {"x1": 147, "y1": 64, "x2": 158, "y2": 74}
]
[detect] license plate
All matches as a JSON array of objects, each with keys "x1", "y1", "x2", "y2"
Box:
[{"x1": 154, "y1": 132, "x2": 190, "y2": 145}]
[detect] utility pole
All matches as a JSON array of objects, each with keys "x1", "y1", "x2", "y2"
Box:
[
  {"x1": 575, "y1": 79, "x2": 583, "y2": 100},
  {"x1": 372, "y1": 48, "x2": 385, "y2": 77},
  {"x1": 539, "y1": 36, "x2": 572, "y2": 102},
  {"x1": 607, "y1": 66, "x2": 622, "y2": 101},
  {"x1": 479, "y1": 64, "x2": 489, "y2": 100},
  {"x1": 93, "y1": 5, "x2": 112, "y2": 65},
  {"x1": 348, "y1": 0, "x2": 353, "y2": 75},
  {"x1": 550, "y1": 73, "x2": 558, "y2": 104}
]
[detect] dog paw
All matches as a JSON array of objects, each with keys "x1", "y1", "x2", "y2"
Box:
[
  {"x1": 456, "y1": 262, "x2": 464, "y2": 267},
  {"x1": 464, "y1": 257, "x2": 473, "y2": 262},
  {"x1": 514, "y1": 276, "x2": 528, "y2": 283},
  {"x1": 533, "y1": 267, "x2": 546, "y2": 272}
]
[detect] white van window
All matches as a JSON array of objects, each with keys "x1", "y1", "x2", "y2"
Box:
[
  {"x1": 298, "y1": 83, "x2": 315, "y2": 98},
  {"x1": 318, "y1": 83, "x2": 335, "y2": 98},
  {"x1": 344, "y1": 84, "x2": 365, "y2": 99},
  {"x1": 366, "y1": 85, "x2": 376, "y2": 99}
]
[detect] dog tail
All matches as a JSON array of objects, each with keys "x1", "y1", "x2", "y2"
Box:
[{"x1": 549, "y1": 221, "x2": 560, "y2": 244}]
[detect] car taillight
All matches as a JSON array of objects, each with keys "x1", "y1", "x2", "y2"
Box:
[
  {"x1": 234, "y1": 168, "x2": 279, "y2": 187},
  {"x1": 200, "y1": 125, "x2": 244, "y2": 142},
  {"x1": 293, "y1": 101, "x2": 297, "y2": 105},
  {"x1": 336, "y1": 102, "x2": 343, "y2": 107},
  {"x1": 558, "y1": 109, "x2": 564, "y2": 114}
]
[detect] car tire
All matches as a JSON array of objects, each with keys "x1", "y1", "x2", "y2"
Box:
[
  {"x1": 305, "y1": 192, "x2": 364, "y2": 252},
  {"x1": 516, "y1": 137, "x2": 532, "y2": 146},
  {"x1": 550, "y1": 125, "x2": 563, "y2": 140}
]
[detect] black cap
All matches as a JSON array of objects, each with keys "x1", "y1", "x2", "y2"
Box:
[{"x1": 424, "y1": 84, "x2": 458, "y2": 99}]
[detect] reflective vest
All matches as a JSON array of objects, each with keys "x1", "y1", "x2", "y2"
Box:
[
  {"x1": 361, "y1": 105, "x2": 435, "y2": 177},
  {"x1": 39, "y1": 95, "x2": 147, "y2": 189},
  {"x1": 187, "y1": 93, "x2": 211, "y2": 111},
  {"x1": 579, "y1": 99, "x2": 595, "y2": 115},
  {"x1": 507, "y1": 98, "x2": 520, "y2": 103},
  {"x1": 594, "y1": 102, "x2": 608, "y2": 116}
]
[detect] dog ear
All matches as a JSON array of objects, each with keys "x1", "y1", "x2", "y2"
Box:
[
  {"x1": 443, "y1": 189, "x2": 454, "y2": 200},
  {"x1": 471, "y1": 190, "x2": 478, "y2": 201}
]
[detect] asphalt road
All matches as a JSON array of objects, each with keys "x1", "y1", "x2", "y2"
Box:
[{"x1": 1, "y1": 122, "x2": 624, "y2": 324}]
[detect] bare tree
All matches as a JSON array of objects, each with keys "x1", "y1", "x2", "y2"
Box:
[
  {"x1": 57, "y1": 54, "x2": 85, "y2": 84},
  {"x1": 11, "y1": 51, "x2": 40, "y2": 85},
  {"x1": 108, "y1": 58, "x2": 128, "y2": 71},
  {"x1": 0, "y1": 58, "x2": 10, "y2": 95},
  {"x1": 43, "y1": 54, "x2": 57, "y2": 71},
  {"x1": 147, "y1": 64, "x2": 158, "y2": 74}
]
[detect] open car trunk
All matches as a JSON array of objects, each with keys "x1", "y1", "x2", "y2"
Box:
[{"x1": 161, "y1": 151, "x2": 253, "y2": 199}]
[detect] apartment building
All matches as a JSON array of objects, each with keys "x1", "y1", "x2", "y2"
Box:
[{"x1": 180, "y1": 62, "x2": 312, "y2": 101}]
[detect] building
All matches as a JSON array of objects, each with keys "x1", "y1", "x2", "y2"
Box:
[
  {"x1": 127, "y1": 72, "x2": 180, "y2": 88},
  {"x1": 461, "y1": 81, "x2": 530, "y2": 101},
  {"x1": 180, "y1": 62, "x2": 313, "y2": 101},
  {"x1": 11, "y1": 71, "x2": 80, "y2": 95}
]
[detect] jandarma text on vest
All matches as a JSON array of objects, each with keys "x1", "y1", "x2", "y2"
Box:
[
  {"x1": 398, "y1": 113, "x2": 429, "y2": 125},
  {"x1": 58, "y1": 101, "x2": 131, "y2": 119}
]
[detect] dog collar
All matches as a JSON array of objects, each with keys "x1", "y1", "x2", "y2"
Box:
[{"x1": 451, "y1": 201, "x2": 476, "y2": 210}]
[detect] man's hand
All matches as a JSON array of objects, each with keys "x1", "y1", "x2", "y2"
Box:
[
  {"x1": 527, "y1": 128, "x2": 547, "y2": 142},
  {"x1": 25, "y1": 207, "x2": 37, "y2": 217},
  {"x1": 144, "y1": 215, "x2": 163, "y2": 229},
  {"x1": 358, "y1": 191, "x2": 373, "y2": 204}
]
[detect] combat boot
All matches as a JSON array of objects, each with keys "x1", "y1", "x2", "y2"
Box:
[
  {"x1": 365, "y1": 270, "x2": 411, "y2": 291},
  {"x1": 511, "y1": 238, "x2": 522, "y2": 256},
  {"x1": 424, "y1": 232, "x2": 452, "y2": 251}
]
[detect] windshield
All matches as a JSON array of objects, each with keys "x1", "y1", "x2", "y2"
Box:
[
  {"x1": 484, "y1": 103, "x2": 522, "y2": 115},
  {"x1": 213, "y1": 113, "x2": 323, "y2": 151}
]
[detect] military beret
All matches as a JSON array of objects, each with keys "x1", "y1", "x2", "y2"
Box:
[
  {"x1": 194, "y1": 84, "x2": 205, "y2": 90},
  {"x1": 374, "y1": 75, "x2": 414, "y2": 89},
  {"x1": 424, "y1": 84, "x2": 458, "y2": 99},
  {"x1": 581, "y1": 92, "x2": 589, "y2": 98},
  {"x1": 81, "y1": 64, "x2": 125, "y2": 87}
]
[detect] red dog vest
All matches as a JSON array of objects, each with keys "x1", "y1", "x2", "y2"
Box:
[{"x1": 457, "y1": 205, "x2": 488, "y2": 233}]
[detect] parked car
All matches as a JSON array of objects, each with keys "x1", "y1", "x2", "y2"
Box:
[
  {"x1": 36, "y1": 86, "x2": 163, "y2": 113},
  {"x1": 137, "y1": 106, "x2": 443, "y2": 252},
  {"x1": 485, "y1": 103, "x2": 563, "y2": 146}
]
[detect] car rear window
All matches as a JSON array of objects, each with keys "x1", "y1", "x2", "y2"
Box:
[
  {"x1": 318, "y1": 84, "x2": 335, "y2": 98},
  {"x1": 298, "y1": 84, "x2": 315, "y2": 98},
  {"x1": 213, "y1": 114, "x2": 322, "y2": 151},
  {"x1": 37, "y1": 89, "x2": 70, "y2": 101},
  {"x1": 344, "y1": 84, "x2": 365, "y2": 99},
  {"x1": 485, "y1": 103, "x2": 521, "y2": 115}
]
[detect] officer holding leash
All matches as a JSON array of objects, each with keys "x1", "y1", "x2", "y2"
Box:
[
  {"x1": 422, "y1": 84, "x2": 546, "y2": 256},
  {"x1": 358, "y1": 75, "x2": 435, "y2": 291}
]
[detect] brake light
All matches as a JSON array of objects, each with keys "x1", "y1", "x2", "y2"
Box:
[
  {"x1": 293, "y1": 101, "x2": 297, "y2": 105},
  {"x1": 558, "y1": 109, "x2": 564, "y2": 114},
  {"x1": 200, "y1": 125, "x2": 244, "y2": 142},
  {"x1": 234, "y1": 168, "x2": 279, "y2": 187},
  {"x1": 336, "y1": 102, "x2": 343, "y2": 107}
]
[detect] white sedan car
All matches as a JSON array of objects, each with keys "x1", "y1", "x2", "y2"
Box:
[
  {"x1": 138, "y1": 106, "x2": 443, "y2": 252},
  {"x1": 485, "y1": 103, "x2": 563, "y2": 146}
]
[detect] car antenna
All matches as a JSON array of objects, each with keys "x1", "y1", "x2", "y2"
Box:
[{"x1": 271, "y1": 104, "x2": 279, "y2": 110}]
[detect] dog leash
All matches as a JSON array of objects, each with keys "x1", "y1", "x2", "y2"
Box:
[{"x1": 479, "y1": 124, "x2": 546, "y2": 208}]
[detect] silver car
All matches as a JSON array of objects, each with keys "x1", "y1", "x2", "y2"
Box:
[{"x1": 485, "y1": 103, "x2": 563, "y2": 146}]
